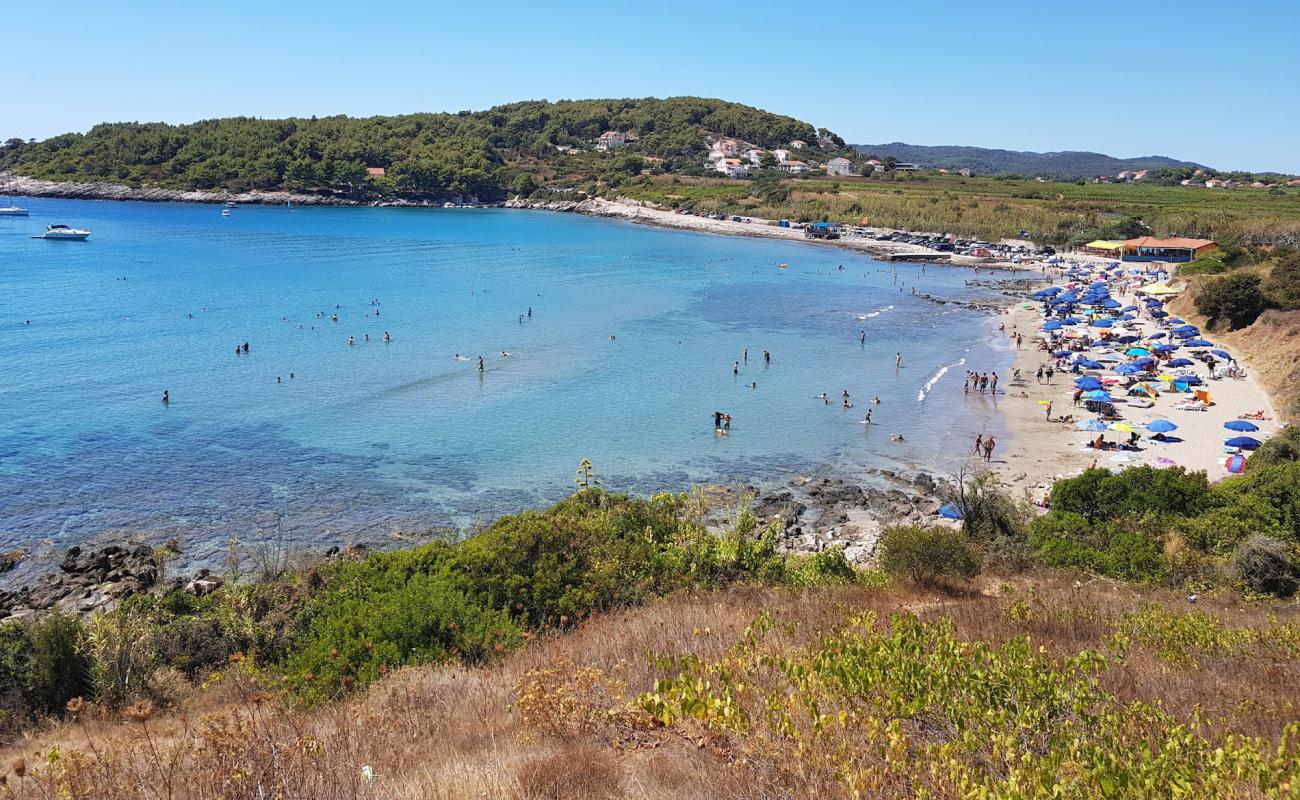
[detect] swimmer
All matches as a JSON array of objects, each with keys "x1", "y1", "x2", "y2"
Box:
[
  {"x1": 609, "y1": 335, "x2": 616, "y2": 341},
  {"x1": 364, "y1": 334, "x2": 369, "y2": 342},
  {"x1": 477, "y1": 356, "x2": 484, "y2": 372},
  {"x1": 276, "y1": 376, "x2": 282, "y2": 383},
  {"x1": 750, "y1": 382, "x2": 757, "y2": 389},
  {"x1": 891, "y1": 433, "x2": 905, "y2": 442},
  {"x1": 864, "y1": 409, "x2": 873, "y2": 423},
  {"x1": 733, "y1": 361, "x2": 739, "y2": 376},
  {"x1": 290, "y1": 373, "x2": 295, "y2": 379},
  {"x1": 501, "y1": 351, "x2": 512, "y2": 357},
  {"x1": 873, "y1": 396, "x2": 881, "y2": 404},
  {"x1": 161, "y1": 390, "x2": 169, "y2": 405},
  {"x1": 527, "y1": 307, "x2": 532, "y2": 317},
  {"x1": 895, "y1": 352, "x2": 901, "y2": 367},
  {"x1": 383, "y1": 331, "x2": 391, "y2": 342},
  {"x1": 348, "y1": 336, "x2": 355, "y2": 345},
  {"x1": 843, "y1": 398, "x2": 853, "y2": 409}
]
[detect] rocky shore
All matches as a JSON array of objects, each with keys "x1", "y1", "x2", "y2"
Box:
[{"x1": 0, "y1": 172, "x2": 356, "y2": 206}]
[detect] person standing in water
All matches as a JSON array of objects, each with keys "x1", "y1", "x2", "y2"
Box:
[
  {"x1": 973, "y1": 434, "x2": 983, "y2": 455},
  {"x1": 161, "y1": 390, "x2": 169, "y2": 405},
  {"x1": 713, "y1": 410, "x2": 723, "y2": 429},
  {"x1": 864, "y1": 409, "x2": 872, "y2": 423},
  {"x1": 763, "y1": 350, "x2": 771, "y2": 365},
  {"x1": 983, "y1": 436, "x2": 996, "y2": 462},
  {"x1": 859, "y1": 330, "x2": 866, "y2": 344},
  {"x1": 733, "y1": 361, "x2": 739, "y2": 376},
  {"x1": 527, "y1": 307, "x2": 532, "y2": 318},
  {"x1": 895, "y1": 352, "x2": 902, "y2": 368},
  {"x1": 743, "y1": 348, "x2": 748, "y2": 364},
  {"x1": 478, "y1": 356, "x2": 484, "y2": 372}
]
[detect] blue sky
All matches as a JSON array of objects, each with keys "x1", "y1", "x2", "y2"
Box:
[{"x1": 4, "y1": 0, "x2": 1297, "y2": 172}]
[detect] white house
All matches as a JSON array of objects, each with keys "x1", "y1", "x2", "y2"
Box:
[
  {"x1": 959, "y1": 168, "x2": 973, "y2": 177},
  {"x1": 708, "y1": 138, "x2": 739, "y2": 161},
  {"x1": 595, "y1": 131, "x2": 626, "y2": 151},
  {"x1": 777, "y1": 160, "x2": 810, "y2": 174},
  {"x1": 770, "y1": 148, "x2": 791, "y2": 164},
  {"x1": 826, "y1": 157, "x2": 854, "y2": 176},
  {"x1": 715, "y1": 158, "x2": 749, "y2": 179},
  {"x1": 743, "y1": 148, "x2": 767, "y2": 165},
  {"x1": 789, "y1": 139, "x2": 807, "y2": 150}
]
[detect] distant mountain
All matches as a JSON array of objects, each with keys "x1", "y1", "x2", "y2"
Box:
[{"x1": 850, "y1": 142, "x2": 1207, "y2": 180}]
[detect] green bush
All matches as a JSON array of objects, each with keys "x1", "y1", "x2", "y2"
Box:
[
  {"x1": 1194, "y1": 272, "x2": 1272, "y2": 330},
  {"x1": 1249, "y1": 425, "x2": 1300, "y2": 469},
  {"x1": 1049, "y1": 467, "x2": 1216, "y2": 523},
  {"x1": 878, "y1": 526, "x2": 981, "y2": 586},
  {"x1": 0, "y1": 614, "x2": 93, "y2": 732}
]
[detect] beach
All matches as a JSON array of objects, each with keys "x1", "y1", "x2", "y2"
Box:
[{"x1": 989, "y1": 265, "x2": 1281, "y2": 502}]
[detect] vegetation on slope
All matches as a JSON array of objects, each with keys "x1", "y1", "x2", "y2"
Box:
[
  {"x1": 613, "y1": 173, "x2": 1300, "y2": 245},
  {"x1": 0, "y1": 97, "x2": 816, "y2": 200}
]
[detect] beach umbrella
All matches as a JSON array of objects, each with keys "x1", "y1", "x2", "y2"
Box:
[
  {"x1": 1173, "y1": 324, "x2": 1198, "y2": 333},
  {"x1": 1053, "y1": 349, "x2": 1072, "y2": 358},
  {"x1": 1166, "y1": 358, "x2": 1194, "y2": 367},
  {"x1": 1147, "y1": 332, "x2": 1167, "y2": 339},
  {"x1": 1128, "y1": 383, "x2": 1159, "y2": 397},
  {"x1": 1062, "y1": 316, "x2": 1082, "y2": 325},
  {"x1": 1114, "y1": 363, "x2": 1143, "y2": 374},
  {"x1": 1151, "y1": 310, "x2": 1169, "y2": 318},
  {"x1": 1109, "y1": 422, "x2": 1135, "y2": 432},
  {"x1": 1043, "y1": 320, "x2": 1063, "y2": 331},
  {"x1": 1116, "y1": 335, "x2": 1140, "y2": 344},
  {"x1": 1076, "y1": 358, "x2": 1104, "y2": 369},
  {"x1": 1122, "y1": 305, "x2": 1139, "y2": 312},
  {"x1": 1153, "y1": 344, "x2": 1177, "y2": 352},
  {"x1": 1077, "y1": 419, "x2": 1109, "y2": 432},
  {"x1": 1102, "y1": 299, "x2": 1122, "y2": 309},
  {"x1": 1091, "y1": 318, "x2": 1114, "y2": 328},
  {"x1": 1085, "y1": 390, "x2": 1112, "y2": 401},
  {"x1": 1224, "y1": 453, "x2": 1247, "y2": 474},
  {"x1": 1224, "y1": 419, "x2": 1260, "y2": 432},
  {"x1": 1186, "y1": 339, "x2": 1213, "y2": 347},
  {"x1": 1211, "y1": 349, "x2": 1232, "y2": 360},
  {"x1": 1225, "y1": 436, "x2": 1263, "y2": 450},
  {"x1": 1146, "y1": 419, "x2": 1178, "y2": 433},
  {"x1": 1125, "y1": 347, "x2": 1150, "y2": 356},
  {"x1": 937, "y1": 503, "x2": 963, "y2": 520},
  {"x1": 1074, "y1": 376, "x2": 1103, "y2": 390}
]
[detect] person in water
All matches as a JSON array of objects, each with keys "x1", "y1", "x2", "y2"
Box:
[
  {"x1": 161, "y1": 390, "x2": 169, "y2": 405},
  {"x1": 713, "y1": 411, "x2": 724, "y2": 429},
  {"x1": 527, "y1": 307, "x2": 532, "y2": 317},
  {"x1": 764, "y1": 350, "x2": 771, "y2": 365},
  {"x1": 348, "y1": 336, "x2": 355, "y2": 345},
  {"x1": 478, "y1": 356, "x2": 484, "y2": 372},
  {"x1": 733, "y1": 361, "x2": 739, "y2": 376},
  {"x1": 383, "y1": 331, "x2": 391, "y2": 342},
  {"x1": 864, "y1": 409, "x2": 872, "y2": 423}
]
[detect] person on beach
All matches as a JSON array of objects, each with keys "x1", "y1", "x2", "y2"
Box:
[
  {"x1": 983, "y1": 436, "x2": 995, "y2": 462},
  {"x1": 1045, "y1": 366, "x2": 1054, "y2": 384},
  {"x1": 1045, "y1": 400, "x2": 1053, "y2": 420},
  {"x1": 973, "y1": 434, "x2": 983, "y2": 455},
  {"x1": 990, "y1": 373, "x2": 999, "y2": 394},
  {"x1": 1036, "y1": 365, "x2": 1044, "y2": 383}
]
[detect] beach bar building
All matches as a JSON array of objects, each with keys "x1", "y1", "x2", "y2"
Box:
[
  {"x1": 1082, "y1": 240, "x2": 1125, "y2": 257},
  {"x1": 1120, "y1": 237, "x2": 1216, "y2": 263}
]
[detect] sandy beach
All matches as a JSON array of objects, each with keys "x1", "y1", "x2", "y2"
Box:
[{"x1": 990, "y1": 268, "x2": 1281, "y2": 502}]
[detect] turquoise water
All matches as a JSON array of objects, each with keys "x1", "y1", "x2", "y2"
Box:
[{"x1": 0, "y1": 198, "x2": 1013, "y2": 566}]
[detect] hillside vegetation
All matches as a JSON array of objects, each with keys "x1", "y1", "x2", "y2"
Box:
[
  {"x1": 613, "y1": 173, "x2": 1300, "y2": 245},
  {"x1": 0, "y1": 97, "x2": 815, "y2": 200},
  {"x1": 853, "y1": 142, "x2": 1205, "y2": 180}
]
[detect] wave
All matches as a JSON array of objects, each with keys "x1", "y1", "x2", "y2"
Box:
[
  {"x1": 854, "y1": 305, "x2": 895, "y2": 321},
  {"x1": 917, "y1": 356, "x2": 966, "y2": 403}
]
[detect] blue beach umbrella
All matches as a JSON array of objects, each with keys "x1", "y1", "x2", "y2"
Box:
[
  {"x1": 1224, "y1": 419, "x2": 1259, "y2": 432},
  {"x1": 1185, "y1": 339, "x2": 1213, "y2": 347},
  {"x1": 1085, "y1": 390, "x2": 1112, "y2": 401},
  {"x1": 1176, "y1": 376, "x2": 1204, "y2": 386},
  {"x1": 1151, "y1": 310, "x2": 1169, "y2": 318},
  {"x1": 1076, "y1": 358, "x2": 1104, "y2": 369},
  {"x1": 1077, "y1": 419, "x2": 1109, "y2": 432},
  {"x1": 1062, "y1": 316, "x2": 1082, "y2": 325},
  {"x1": 1053, "y1": 349, "x2": 1072, "y2": 358},
  {"x1": 1125, "y1": 347, "x2": 1150, "y2": 356},
  {"x1": 1166, "y1": 358, "x2": 1194, "y2": 367},
  {"x1": 1116, "y1": 335, "x2": 1140, "y2": 344},
  {"x1": 1091, "y1": 318, "x2": 1114, "y2": 328},
  {"x1": 1122, "y1": 305, "x2": 1139, "y2": 312},
  {"x1": 1224, "y1": 436, "x2": 1262, "y2": 450},
  {"x1": 1211, "y1": 349, "x2": 1232, "y2": 360},
  {"x1": 1153, "y1": 344, "x2": 1177, "y2": 352},
  {"x1": 1114, "y1": 363, "x2": 1143, "y2": 375},
  {"x1": 1147, "y1": 332, "x2": 1167, "y2": 339},
  {"x1": 1043, "y1": 320, "x2": 1063, "y2": 331},
  {"x1": 1074, "y1": 376, "x2": 1103, "y2": 390},
  {"x1": 1146, "y1": 419, "x2": 1178, "y2": 433}
]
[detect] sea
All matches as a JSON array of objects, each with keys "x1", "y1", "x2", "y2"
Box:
[{"x1": 0, "y1": 198, "x2": 1016, "y2": 572}]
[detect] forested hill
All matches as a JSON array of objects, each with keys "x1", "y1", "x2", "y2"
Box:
[
  {"x1": 852, "y1": 142, "x2": 1206, "y2": 180},
  {"x1": 0, "y1": 97, "x2": 818, "y2": 201}
]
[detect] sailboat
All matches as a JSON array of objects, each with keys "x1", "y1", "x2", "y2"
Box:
[{"x1": 0, "y1": 197, "x2": 29, "y2": 216}]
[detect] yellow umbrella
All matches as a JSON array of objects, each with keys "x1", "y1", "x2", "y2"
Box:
[
  {"x1": 1109, "y1": 423, "x2": 1135, "y2": 432},
  {"x1": 1037, "y1": 400, "x2": 1051, "y2": 405},
  {"x1": 1156, "y1": 375, "x2": 1175, "y2": 382}
]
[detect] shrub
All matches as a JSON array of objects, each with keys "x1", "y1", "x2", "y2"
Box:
[
  {"x1": 1249, "y1": 425, "x2": 1300, "y2": 469},
  {"x1": 878, "y1": 526, "x2": 980, "y2": 586},
  {"x1": 1049, "y1": 467, "x2": 1216, "y2": 523},
  {"x1": 1231, "y1": 535, "x2": 1300, "y2": 597},
  {"x1": 1194, "y1": 272, "x2": 1271, "y2": 330},
  {"x1": 1263, "y1": 252, "x2": 1300, "y2": 308}
]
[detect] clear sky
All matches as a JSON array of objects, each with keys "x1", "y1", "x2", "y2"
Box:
[{"x1": 4, "y1": 0, "x2": 1297, "y2": 172}]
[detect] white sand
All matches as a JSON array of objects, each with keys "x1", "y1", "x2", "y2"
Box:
[{"x1": 992, "y1": 273, "x2": 1281, "y2": 502}]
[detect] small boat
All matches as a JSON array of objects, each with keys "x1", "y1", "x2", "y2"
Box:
[
  {"x1": 224, "y1": 201, "x2": 238, "y2": 208},
  {"x1": 0, "y1": 204, "x2": 30, "y2": 217},
  {"x1": 777, "y1": 263, "x2": 789, "y2": 269},
  {"x1": 33, "y1": 224, "x2": 91, "y2": 240},
  {"x1": 221, "y1": 209, "x2": 231, "y2": 217}
]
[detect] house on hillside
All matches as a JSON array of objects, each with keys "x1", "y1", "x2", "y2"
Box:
[
  {"x1": 959, "y1": 168, "x2": 973, "y2": 177},
  {"x1": 893, "y1": 162, "x2": 920, "y2": 172},
  {"x1": 790, "y1": 140, "x2": 806, "y2": 149},
  {"x1": 1180, "y1": 178, "x2": 1198, "y2": 186},
  {"x1": 770, "y1": 149, "x2": 791, "y2": 164},
  {"x1": 743, "y1": 148, "x2": 767, "y2": 165},
  {"x1": 1133, "y1": 170, "x2": 1150, "y2": 181},
  {"x1": 826, "y1": 157, "x2": 854, "y2": 176},
  {"x1": 1204, "y1": 178, "x2": 1226, "y2": 188},
  {"x1": 709, "y1": 139, "x2": 739, "y2": 161},
  {"x1": 365, "y1": 167, "x2": 386, "y2": 177},
  {"x1": 1121, "y1": 236, "x2": 1216, "y2": 263},
  {"x1": 777, "y1": 160, "x2": 810, "y2": 174},
  {"x1": 595, "y1": 131, "x2": 627, "y2": 151},
  {"x1": 715, "y1": 158, "x2": 749, "y2": 179}
]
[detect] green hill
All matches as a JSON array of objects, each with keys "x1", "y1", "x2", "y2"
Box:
[
  {"x1": 0, "y1": 97, "x2": 817, "y2": 201},
  {"x1": 852, "y1": 142, "x2": 1207, "y2": 180}
]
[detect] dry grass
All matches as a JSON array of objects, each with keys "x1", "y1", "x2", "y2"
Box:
[{"x1": 0, "y1": 577, "x2": 1294, "y2": 799}]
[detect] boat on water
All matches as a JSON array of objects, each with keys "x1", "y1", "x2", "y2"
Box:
[
  {"x1": 32, "y1": 224, "x2": 91, "y2": 240},
  {"x1": 221, "y1": 208, "x2": 232, "y2": 217},
  {"x1": 0, "y1": 205, "x2": 30, "y2": 217},
  {"x1": 224, "y1": 201, "x2": 238, "y2": 208}
]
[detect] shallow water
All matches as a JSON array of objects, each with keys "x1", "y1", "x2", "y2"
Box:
[{"x1": 0, "y1": 199, "x2": 1014, "y2": 569}]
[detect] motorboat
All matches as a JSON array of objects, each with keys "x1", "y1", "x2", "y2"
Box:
[
  {"x1": 0, "y1": 204, "x2": 30, "y2": 216},
  {"x1": 221, "y1": 208, "x2": 231, "y2": 217},
  {"x1": 33, "y1": 224, "x2": 91, "y2": 240}
]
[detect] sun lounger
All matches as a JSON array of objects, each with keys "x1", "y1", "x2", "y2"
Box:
[{"x1": 1174, "y1": 402, "x2": 1209, "y2": 412}]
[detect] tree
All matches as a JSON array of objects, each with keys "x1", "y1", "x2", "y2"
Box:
[
  {"x1": 1195, "y1": 272, "x2": 1271, "y2": 330},
  {"x1": 1264, "y1": 252, "x2": 1300, "y2": 309},
  {"x1": 759, "y1": 152, "x2": 778, "y2": 170}
]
